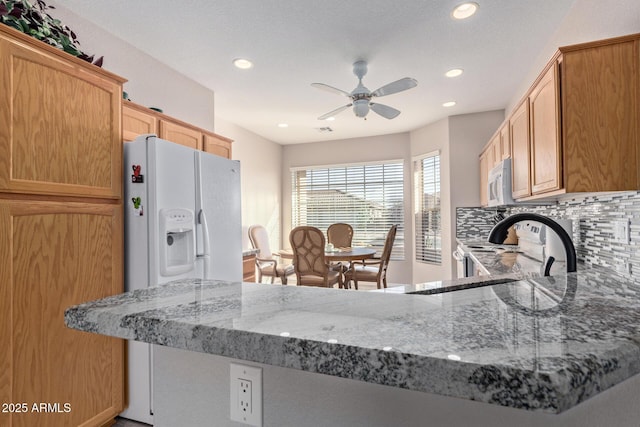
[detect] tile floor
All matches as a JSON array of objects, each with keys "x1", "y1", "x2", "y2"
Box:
[{"x1": 114, "y1": 417, "x2": 150, "y2": 427}]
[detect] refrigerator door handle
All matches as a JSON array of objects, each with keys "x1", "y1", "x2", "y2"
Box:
[{"x1": 197, "y1": 209, "x2": 211, "y2": 279}]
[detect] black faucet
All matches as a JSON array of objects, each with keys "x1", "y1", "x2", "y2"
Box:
[{"x1": 487, "y1": 213, "x2": 577, "y2": 273}]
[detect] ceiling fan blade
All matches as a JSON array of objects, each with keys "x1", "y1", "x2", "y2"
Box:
[
  {"x1": 370, "y1": 103, "x2": 401, "y2": 119},
  {"x1": 311, "y1": 83, "x2": 351, "y2": 97},
  {"x1": 371, "y1": 77, "x2": 418, "y2": 97},
  {"x1": 318, "y1": 104, "x2": 352, "y2": 120}
]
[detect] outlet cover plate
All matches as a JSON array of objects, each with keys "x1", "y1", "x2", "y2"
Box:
[
  {"x1": 230, "y1": 363, "x2": 262, "y2": 426},
  {"x1": 614, "y1": 219, "x2": 631, "y2": 244}
]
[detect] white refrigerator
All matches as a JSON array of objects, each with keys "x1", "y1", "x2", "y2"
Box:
[{"x1": 121, "y1": 134, "x2": 242, "y2": 424}]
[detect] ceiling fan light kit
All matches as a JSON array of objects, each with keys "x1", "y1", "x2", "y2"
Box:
[{"x1": 312, "y1": 60, "x2": 417, "y2": 120}]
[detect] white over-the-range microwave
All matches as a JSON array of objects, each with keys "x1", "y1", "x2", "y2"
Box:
[{"x1": 487, "y1": 158, "x2": 514, "y2": 207}]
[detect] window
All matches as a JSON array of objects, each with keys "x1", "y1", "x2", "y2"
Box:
[
  {"x1": 414, "y1": 152, "x2": 441, "y2": 263},
  {"x1": 291, "y1": 161, "x2": 404, "y2": 259}
]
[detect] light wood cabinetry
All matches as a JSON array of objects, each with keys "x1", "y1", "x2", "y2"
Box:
[
  {"x1": 0, "y1": 201, "x2": 124, "y2": 427},
  {"x1": 0, "y1": 24, "x2": 124, "y2": 427},
  {"x1": 479, "y1": 150, "x2": 490, "y2": 207},
  {"x1": 478, "y1": 121, "x2": 511, "y2": 206},
  {"x1": 243, "y1": 253, "x2": 257, "y2": 282},
  {"x1": 0, "y1": 29, "x2": 122, "y2": 200},
  {"x1": 480, "y1": 33, "x2": 640, "y2": 202},
  {"x1": 159, "y1": 119, "x2": 203, "y2": 150},
  {"x1": 123, "y1": 103, "x2": 157, "y2": 142},
  {"x1": 510, "y1": 101, "x2": 532, "y2": 199},
  {"x1": 529, "y1": 64, "x2": 562, "y2": 194},
  {"x1": 204, "y1": 133, "x2": 233, "y2": 159},
  {"x1": 122, "y1": 101, "x2": 233, "y2": 159},
  {"x1": 560, "y1": 36, "x2": 639, "y2": 193},
  {"x1": 499, "y1": 123, "x2": 511, "y2": 160}
]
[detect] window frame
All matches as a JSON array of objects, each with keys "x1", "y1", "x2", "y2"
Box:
[{"x1": 413, "y1": 150, "x2": 442, "y2": 264}]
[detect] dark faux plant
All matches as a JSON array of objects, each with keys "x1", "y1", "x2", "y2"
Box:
[{"x1": 0, "y1": 0, "x2": 102, "y2": 66}]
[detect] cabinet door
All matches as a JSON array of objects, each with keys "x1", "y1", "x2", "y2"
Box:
[
  {"x1": 489, "y1": 134, "x2": 501, "y2": 167},
  {"x1": 479, "y1": 151, "x2": 490, "y2": 207},
  {"x1": 500, "y1": 122, "x2": 511, "y2": 159},
  {"x1": 0, "y1": 33, "x2": 122, "y2": 199},
  {"x1": 123, "y1": 104, "x2": 157, "y2": 142},
  {"x1": 510, "y1": 101, "x2": 531, "y2": 198},
  {"x1": 203, "y1": 133, "x2": 233, "y2": 159},
  {"x1": 529, "y1": 65, "x2": 562, "y2": 194},
  {"x1": 562, "y1": 40, "x2": 638, "y2": 192},
  {"x1": 0, "y1": 200, "x2": 124, "y2": 427},
  {"x1": 159, "y1": 119, "x2": 203, "y2": 150}
]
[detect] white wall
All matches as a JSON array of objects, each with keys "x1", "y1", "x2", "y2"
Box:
[
  {"x1": 49, "y1": 2, "x2": 284, "y2": 256},
  {"x1": 447, "y1": 110, "x2": 505, "y2": 276},
  {"x1": 282, "y1": 133, "x2": 413, "y2": 285},
  {"x1": 408, "y1": 111, "x2": 503, "y2": 283},
  {"x1": 49, "y1": 1, "x2": 216, "y2": 130},
  {"x1": 409, "y1": 118, "x2": 450, "y2": 283},
  {"x1": 214, "y1": 118, "x2": 283, "y2": 251},
  {"x1": 507, "y1": 0, "x2": 640, "y2": 114}
]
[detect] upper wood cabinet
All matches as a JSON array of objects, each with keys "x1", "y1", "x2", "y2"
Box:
[
  {"x1": 510, "y1": 101, "x2": 532, "y2": 199},
  {"x1": 499, "y1": 123, "x2": 511, "y2": 160},
  {"x1": 123, "y1": 103, "x2": 157, "y2": 142},
  {"x1": 0, "y1": 26, "x2": 125, "y2": 199},
  {"x1": 560, "y1": 36, "x2": 639, "y2": 192},
  {"x1": 529, "y1": 64, "x2": 562, "y2": 194},
  {"x1": 480, "y1": 32, "x2": 640, "y2": 202},
  {"x1": 122, "y1": 101, "x2": 233, "y2": 158},
  {"x1": 204, "y1": 133, "x2": 233, "y2": 159},
  {"x1": 159, "y1": 119, "x2": 203, "y2": 150},
  {"x1": 479, "y1": 150, "x2": 490, "y2": 207}
]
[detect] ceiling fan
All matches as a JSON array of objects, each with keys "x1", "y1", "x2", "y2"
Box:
[{"x1": 312, "y1": 60, "x2": 418, "y2": 120}]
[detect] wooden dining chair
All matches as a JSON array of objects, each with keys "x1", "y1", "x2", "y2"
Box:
[
  {"x1": 327, "y1": 223, "x2": 354, "y2": 248},
  {"x1": 344, "y1": 225, "x2": 397, "y2": 290},
  {"x1": 289, "y1": 226, "x2": 342, "y2": 288},
  {"x1": 248, "y1": 225, "x2": 295, "y2": 284}
]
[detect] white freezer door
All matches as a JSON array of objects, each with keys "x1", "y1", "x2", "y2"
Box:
[
  {"x1": 195, "y1": 152, "x2": 243, "y2": 282},
  {"x1": 148, "y1": 139, "x2": 198, "y2": 285}
]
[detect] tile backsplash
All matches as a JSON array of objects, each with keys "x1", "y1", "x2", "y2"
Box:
[{"x1": 456, "y1": 191, "x2": 640, "y2": 277}]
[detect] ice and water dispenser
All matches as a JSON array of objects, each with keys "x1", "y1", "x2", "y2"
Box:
[{"x1": 159, "y1": 208, "x2": 195, "y2": 276}]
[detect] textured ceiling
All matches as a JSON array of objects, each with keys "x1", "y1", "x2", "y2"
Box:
[{"x1": 53, "y1": 0, "x2": 575, "y2": 144}]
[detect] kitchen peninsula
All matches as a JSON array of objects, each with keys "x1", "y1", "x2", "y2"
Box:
[{"x1": 65, "y1": 252, "x2": 640, "y2": 427}]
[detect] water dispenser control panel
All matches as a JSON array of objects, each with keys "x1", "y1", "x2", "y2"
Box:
[{"x1": 159, "y1": 208, "x2": 196, "y2": 276}]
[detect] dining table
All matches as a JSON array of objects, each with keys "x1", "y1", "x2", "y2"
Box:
[{"x1": 278, "y1": 246, "x2": 377, "y2": 262}]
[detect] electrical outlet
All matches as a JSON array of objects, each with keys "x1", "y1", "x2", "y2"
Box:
[
  {"x1": 230, "y1": 363, "x2": 262, "y2": 426},
  {"x1": 613, "y1": 219, "x2": 631, "y2": 244}
]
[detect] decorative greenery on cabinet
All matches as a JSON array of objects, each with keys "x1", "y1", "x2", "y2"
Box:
[{"x1": 0, "y1": 0, "x2": 103, "y2": 65}]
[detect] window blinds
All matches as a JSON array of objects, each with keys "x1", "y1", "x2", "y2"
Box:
[
  {"x1": 291, "y1": 162, "x2": 404, "y2": 259},
  {"x1": 414, "y1": 153, "x2": 441, "y2": 264}
]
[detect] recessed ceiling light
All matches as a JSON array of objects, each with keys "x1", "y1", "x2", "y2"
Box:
[
  {"x1": 451, "y1": 2, "x2": 479, "y2": 20},
  {"x1": 443, "y1": 101, "x2": 457, "y2": 107},
  {"x1": 278, "y1": 123, "x2": 289, "y2": 128},
  {"x1": 445, "y1": 68, "x2": 464, "y2": 78},
  {"x1": 233, "y1": 58, "x2": 253, "y2": 69}
]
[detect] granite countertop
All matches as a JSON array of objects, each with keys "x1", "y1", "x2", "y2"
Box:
[
  {"x1": 242, "y1": 248, "x2": 260, "y2": 257},
  {"x1": 64, "y1": 254, "x2": 640, "y2": 414}
]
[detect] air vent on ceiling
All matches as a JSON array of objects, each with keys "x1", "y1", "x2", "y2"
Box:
[{"x1": 315, "y1": 127, "x2": 333, "y2": 133}]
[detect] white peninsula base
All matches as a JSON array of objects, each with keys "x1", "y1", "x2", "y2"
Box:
[{"x1": 153, "y1": 345, "x2": 640, "y2": 427}]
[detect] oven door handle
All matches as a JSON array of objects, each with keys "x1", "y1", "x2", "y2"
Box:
[{"x1": 452, "y1": 250, "x2": 464, "y2": 262}]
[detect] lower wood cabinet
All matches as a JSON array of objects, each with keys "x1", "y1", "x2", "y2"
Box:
[
  {"x1": 0, "y1": 200, "x2": 124, "y2": 427},
  {"x1": 243, "y1": 253, "x2": 257, "y2": 282}
]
